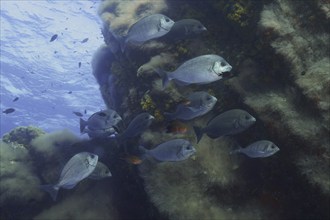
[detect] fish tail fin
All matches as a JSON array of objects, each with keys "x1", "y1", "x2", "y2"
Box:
[
  {"x1": 79, "y1": 118, "x2": 87, "y2": 133},
  {"x1": 229, "y1": 141, "x2": 242, "y2": 155},
  {"x1": 40, "y1": 184, "x2": 59, "y2": 201},
  {"x1": 193, "y1": 126, "x2": 204, "y2": 143},
  {"x1": 229, "y1": 148, "x2": 241, "y2": 155},
  {"x1": 154, "y1": 68, "x2": 170, "y2": 89}
]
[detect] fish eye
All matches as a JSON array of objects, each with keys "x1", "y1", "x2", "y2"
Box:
[
  {"x1": 186, "y1": 145, "x2": 191, "y2": 150},
  {"x1": 90, "y1": 154, "x2": 95, "y2": 159},
  {"x1": 270, "y1": 145, "x2": 275, "y2": 149},
  {"x1": 113, "y1": 115, "x2": 117, "y2": 118},
  {"x1": 165, "y1": 18, "x2": 170, "y2": 22},
  {"x1": 198, "y1": 25, "x2": 203, "y2": 29},
  {"x1": 220, "y1": 62, "x2": 226, "y2": 67}
]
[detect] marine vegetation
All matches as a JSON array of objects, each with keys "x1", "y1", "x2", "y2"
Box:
[{"x1": 2, "y1": 126, "x2": 45, "y2": 150}]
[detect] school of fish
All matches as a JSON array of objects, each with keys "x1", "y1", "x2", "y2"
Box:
[{"x1": 38, "y1": 13, "x2": 279, "y2": 201}]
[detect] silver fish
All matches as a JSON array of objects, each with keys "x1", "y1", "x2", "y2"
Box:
[
  {"x1": 40, "y1": 152, "x2": 98, "y2": 201},
  {"x1": 194, "y1": 109, "x2": 256, "y2": 143},
  {"x1": 139, "y1": 139, "x2": 196, "y2": 162},
  {"x1": 88, "y1": 161, "x2": 112, "y2": 180},
  {"x1": 118, "y1": 112, "x2": 154, "y2": 139},
  {"x1": 121, "y1": 14, "x2": 174, "y2": 51},
  {"x1": 156, "y1": 54, "x2": 232, "y2": 88},
  {"x1": 80, "y1": 109, "x2": 123, "y2": 138},
  {"x1": 230, "y1": 140, "x2": 280, "y2": 158},
  {"x1": 164, "y1": 91, "x2": 217, "y2": 121},
  {"x1": 164, "y1": 19, "x2": 207, "y2": 41}
]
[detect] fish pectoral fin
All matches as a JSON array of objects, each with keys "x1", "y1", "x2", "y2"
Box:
[{"x1": 233, "y1": 119, "x2": 240, "y2": 129}]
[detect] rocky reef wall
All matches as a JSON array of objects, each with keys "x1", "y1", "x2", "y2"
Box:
[
  {"x1": 1, "y1": 0, "x2": 329, "y2": 220},
  {"x1": 94, "y1": 0, "x2": 329, "y2": 219}
]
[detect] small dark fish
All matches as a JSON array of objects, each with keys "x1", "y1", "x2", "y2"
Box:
[
  {"x1": 54, "y1": 51, "x2": 58, "y2": 54},
  {"x1": 50, "y1": 34, "x2": 58, "y2": 42},
  {"x1": 78, "y1": 62, "x2": 81, "y2": 68},
  {"x1": 3, "y1": 108, "x2": 15, "y2": 114},
  {"x1": 13, "y1": 97, "x2": 19, "y2": 102},
  {"x1": 81, "y1": 38, "x2": 89, "y2": 43},
  {"x1": 84, "y1": 109, "x2": 87, "y2": 114},
  {"x1": 68, "y1": 91, "x2": 72, "y2": 94},
  {"x1": 73, "y1": 111, "x2": 83, "y2": 117}
]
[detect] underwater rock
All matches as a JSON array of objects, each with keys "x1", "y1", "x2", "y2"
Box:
[
  {"x1": 0, "y1": 141, "x2": 44, "y2": 219},
  {"x1": 34, "y1": 181, "x2": 117, "y2": 220},
  {"x1": 98, "y1": 0, "x2": 168, "y2": 42},
  {"x1": 92, "y1": 45, "x2": 116, "y2": 86},
  {"x1": 259, "y1": 0, "x2": 330, "y2": 130},
  {"x1": 256, "y1": 0, "x2": 330, "y2": 194},
  {"x1": 139, "y1": 136, "x2": 264, "y2": 220},
  {"x1": 2, "y1": 126, "x2": 45, "y2": 150},
  {"x1": 137, "y1": 52, "x2": 176, "y2": 77},
  {"x1": 94, "y1": 0, "x2": 330, "y2": 219}
]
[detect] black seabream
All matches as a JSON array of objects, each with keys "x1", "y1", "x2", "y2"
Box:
[
  {"x1": 155, "y1": 54, "x2": 232, "y2": 88},
  {"x1": 164, "y1": 91, "x2": 217, "y2": 121},
  {"x1": 40, "y1": 152, "x2": 98, "y2": 201},
  {"x1": 194, "y1": 109, "x2": 256, "y2": 143},
  {"x1": 120, "y1": 14, "x2": 174, "y2": 52}
]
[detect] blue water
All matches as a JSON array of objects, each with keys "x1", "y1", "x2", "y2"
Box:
[{"x1": 0, "y1": 0, "x2": 104, "y2": 137}]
